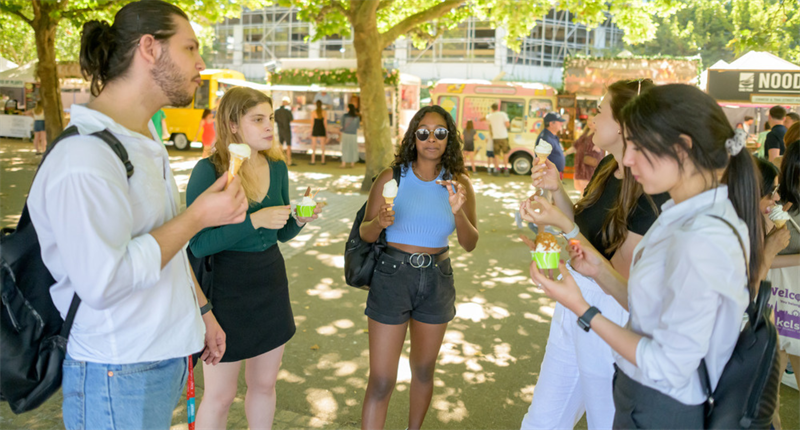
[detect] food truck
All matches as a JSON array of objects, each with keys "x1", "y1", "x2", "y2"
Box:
[
  {"x1": 430, "y1": 79, "x2": 558, "y2": 175},
  {"x1": 162, "y1": 69, "x2": 246, "y2": 150}
]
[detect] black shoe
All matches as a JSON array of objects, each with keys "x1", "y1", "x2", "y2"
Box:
[
  {"x1": 321, "y1": 162, "x2": 327, "y2": 165},
  {"x1": 289, "y1": 162, "x2": 298, "y2": 166},
  {"x1": 309, "y1": 162, "x2": 316, "y2": 165}
]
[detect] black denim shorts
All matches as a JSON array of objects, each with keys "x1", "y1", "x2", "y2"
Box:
[{"x1": 365, "y1": 247, "x2": 456, "y2": 325}]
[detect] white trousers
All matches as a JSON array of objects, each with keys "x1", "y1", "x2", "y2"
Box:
[{"x1": 521, "y1": 266, "x2": 628, "y2": 430}]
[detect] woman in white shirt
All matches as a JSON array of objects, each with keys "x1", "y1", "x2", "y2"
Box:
[{"x1": 531, "y1": 84, "x2": 763, "y2": 429}]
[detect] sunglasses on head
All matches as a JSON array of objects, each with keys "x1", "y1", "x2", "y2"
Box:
[{"x1": 415, "y1": 127, "x2": 449, "y2": 141}]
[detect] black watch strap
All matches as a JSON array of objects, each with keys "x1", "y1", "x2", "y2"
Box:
[
  {"x1": 200, "y1": 301, "x2": 213, "y2": 315},
  {"x1": 577, "y1": 306, "x2": 601, "y2": 332}
]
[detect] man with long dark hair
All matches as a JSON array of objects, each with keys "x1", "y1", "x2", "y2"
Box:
[{"x1": 26, "y1": 1, "x2": 247, "y2": 428}]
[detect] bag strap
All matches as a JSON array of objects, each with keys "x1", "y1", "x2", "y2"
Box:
[
  {"x1": 32, "y1": 126, "x2": 134, "y2": 339},
  {"x1": 699, "y1": 214, "x2": 751, "y2": 414}
]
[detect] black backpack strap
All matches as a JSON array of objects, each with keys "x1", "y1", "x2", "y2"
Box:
[
  {"x1": 28, "y1": 126, "x2": 134, "y2": 339},
  {"x1": 699, "y1": 214, "x2": 751, "y2": 413},
  {"x1": 392, "y1": 164, "x2": 401, "y2": 185}
]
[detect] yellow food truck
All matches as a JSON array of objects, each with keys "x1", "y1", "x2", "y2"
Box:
[{"x1": 162, "y1": 69, "x2": 245, "y2": 150}]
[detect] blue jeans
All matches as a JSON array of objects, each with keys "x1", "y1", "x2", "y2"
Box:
[{"x1": 62, "y1": 354, "x2": 188, "y2": 430}]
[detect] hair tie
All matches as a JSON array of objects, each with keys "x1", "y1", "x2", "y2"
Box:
[{"x1": 725, "y1": 129, "x2": 747, "y2": 156}]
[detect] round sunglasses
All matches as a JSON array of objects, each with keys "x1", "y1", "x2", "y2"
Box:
[{"x1": 415, "y1": 127, "x2": 449, "y2": 141}]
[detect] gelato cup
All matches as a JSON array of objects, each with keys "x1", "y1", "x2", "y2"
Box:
[
  {"x1": 297, "y1": 196, "x2": 317, "y2": 218},
  {"x1": 227, "y1": 143, "x2": 252, "y2": 186},
  {"x1": 532, "y1": 251, "x2": 560, "y2": 269},
  {"x1": 532, "y1": 232, "x2": 561, "y2": 270}
]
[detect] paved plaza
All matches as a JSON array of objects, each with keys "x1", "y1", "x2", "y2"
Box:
[{"x1": 1, "y1": 139, "x2": 797, "y2": 429}]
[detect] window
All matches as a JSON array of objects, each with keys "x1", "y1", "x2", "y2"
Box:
[
  {"x1": 462, "y1": 97, "x2": 524, "y2": 130},
  {"x1": 529, "y1": 99, "x2": 553, "y2": 119},
  {"x1": 194, "y1": 80, "x2": 210, "y2": 109},
  {"x1": 438, "y1": 96, "x2": 459, "y2": 123}
]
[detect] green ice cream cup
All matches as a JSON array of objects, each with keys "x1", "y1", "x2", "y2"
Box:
[
  {"x1": 532, "y1": 251, "x2": 560, "y2": 270},
  {"x1": 297, "y1": 203, "x2": 316, "y2": 218}
]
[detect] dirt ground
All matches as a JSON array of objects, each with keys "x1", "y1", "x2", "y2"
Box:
[{"x1": 1, "y1": 139, "x2": 797, "y2": 430}]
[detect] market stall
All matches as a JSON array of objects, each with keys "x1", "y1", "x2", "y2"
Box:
[
  {"x1": 706, "y1": 51, "x2": 800, "y2": 145},
  {"x1": 265, "y1": 59, "x2": 420, "y2": 160},
  {"x1": 0, "y1": 61, "x2": 38, "y2": 139}
]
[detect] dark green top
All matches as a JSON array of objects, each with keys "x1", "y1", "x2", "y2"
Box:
[{"x1": 186, "y1": 156, "x2": 303, "y2": 258}]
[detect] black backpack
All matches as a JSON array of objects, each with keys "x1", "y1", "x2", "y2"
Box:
[
  {"x1": 0, "y1": 126, "x2": 134, "y2": 414},
  {"x1": 699, "y1": 216, "x2": 781, "y2": 429},
  {"x1": 344, "y1": 166, "x2": 401, "y2": 289}
]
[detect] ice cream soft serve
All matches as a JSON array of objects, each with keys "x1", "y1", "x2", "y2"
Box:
[
  {"x1": 769, "y1": 204, "x2": 792, "y2": 228},
  {"x1": 383, "y1": 179, "x2": 398, "y2": 199}
]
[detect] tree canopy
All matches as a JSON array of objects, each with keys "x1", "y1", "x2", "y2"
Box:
[{"x1": 627, "y1": 0, "x2": 800, "y2": 66}]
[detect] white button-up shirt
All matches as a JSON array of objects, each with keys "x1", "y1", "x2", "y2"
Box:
[
  {"x1": 617, "y1": 185, "x2": 750, "y2": 405},
  {"x1": 27, "y1": 104, "x2": 204, "y2": 364}
]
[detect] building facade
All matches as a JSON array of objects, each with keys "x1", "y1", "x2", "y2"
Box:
[{"x1": 211, "y1": 5, "x2": 624, "y2": 86}]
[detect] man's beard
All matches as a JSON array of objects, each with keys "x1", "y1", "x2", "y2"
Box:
[{"x1": 151, "y1": 50, "x2": 194, "y2": 107}]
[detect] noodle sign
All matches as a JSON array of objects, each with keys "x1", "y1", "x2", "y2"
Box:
[{"x1": 708, "y1": 69, "x2": 800, "y2": 104}]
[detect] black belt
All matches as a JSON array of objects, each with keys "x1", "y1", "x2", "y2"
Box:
[{"x1": 384, "y1": 246, "x2": 449, "y2": 268}]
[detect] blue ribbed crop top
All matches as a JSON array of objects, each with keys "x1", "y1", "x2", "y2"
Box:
[{"x1": 385, "y1": 164, "x2": 456, "y2": 248}]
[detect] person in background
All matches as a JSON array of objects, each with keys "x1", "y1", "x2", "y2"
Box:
[
  {"x1": 564, "y1": 114, "x2": 603, "y2": 195},
  {"x1": 151, "y1": 108, "x2": 168, "y2": 142},
  {"x1": 462, "y1": 120, "x2": 477, "y2": 174},
  {"x1": 310, "y1": 100, "x2": 327, "y2": 165},
  {"x1": 785, "y1": 112, "x2": 799, "y2": 130},
  {"x1": 536, "y1": 112, "x2": 567, "y2": 174},
  {"x1": 26, "y1": 101, "x2": 46, "y2": 154},
  {"x1": 736, "y1": 115, "x2": 754, "y2": 132},
  {"x1": 195, "y1": 108, "x2": 216, "y2": 158},
  {"x1": 766, "y1": 105, "x2": 787, "y2": 163},
  {"x1": 275, "y1": 96, "x2": 295, "y2": 166},
  {"x1": 485, "y1": 103, "x2": 511, "y2": 176},
  {"x1": 313, "y1": 91, "x2": 333, "y2": 109},
  {"x1": 757, "y1": 121, "x2": 771, "y2": 158},
  {"x1": 340, "y1": 103, "x2": 360, "y2": 169}
]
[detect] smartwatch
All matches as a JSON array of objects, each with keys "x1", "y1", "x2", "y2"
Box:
[{"x1": 577, "y1": 306, "x2": 601, "y2": 332}]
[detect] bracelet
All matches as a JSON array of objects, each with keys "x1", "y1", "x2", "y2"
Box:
[
  {"x1": 562, "y1": 223, "x2": 580, "y2": 240},
  {"x1": 200, "y1": 301, "x2": 213, "y2": 315}
]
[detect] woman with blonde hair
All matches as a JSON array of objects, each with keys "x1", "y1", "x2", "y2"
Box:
[{"x1": 187, "y1": 87, "x2": 322, "y2": 430}]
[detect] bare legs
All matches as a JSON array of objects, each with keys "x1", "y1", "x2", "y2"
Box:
[
  {"x1": 361, "y1": 318, "x2": 448, "y2": 430},
  {"x1": 196, "y1": 345, "x2": 285, "y2": 430},
  {"x1": 463, "y1": 151, "x2": 476, "y2": 173},
  {"x1": 310, "y1": 137, "x2": 326, "y2": 164},
  {"x1": 34, "y1": 130, "x2": 46, "y2": 154}
]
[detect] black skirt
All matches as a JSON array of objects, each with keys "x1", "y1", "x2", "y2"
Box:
[{"x1": 211, "y1": 245, "x2": 295, "y2": 362}]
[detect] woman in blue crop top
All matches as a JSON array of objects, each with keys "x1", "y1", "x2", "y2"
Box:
[{"x1": 359, "y1": 105, "x2": 479, "y2": 430}]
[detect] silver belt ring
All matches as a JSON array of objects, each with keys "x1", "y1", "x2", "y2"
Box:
[{"x1": 409, "y1": 252, "x2": 432, "y2": 268}]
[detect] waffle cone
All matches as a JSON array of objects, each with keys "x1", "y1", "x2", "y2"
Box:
[
  {"x1": 774, "y1": 219, "x2": 787, "y2": 229},
  {"x1": 384, "y1": 197, "x2": 395, "y2": 207},
  {"x1": 227, "y1": 156, "x2": 245, "y2": 186}
]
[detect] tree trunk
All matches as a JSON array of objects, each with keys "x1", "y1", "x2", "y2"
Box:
[
  {"x1": 352, "y1": 9, "x2": 395, "y2": 192},
  {"x1": 32, "y1": 7, "x2": 64, "y2": 146}
]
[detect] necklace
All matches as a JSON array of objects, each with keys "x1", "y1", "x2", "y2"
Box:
[{"x1": 412, "y1": 163, "x2": 437, "y2": 182}]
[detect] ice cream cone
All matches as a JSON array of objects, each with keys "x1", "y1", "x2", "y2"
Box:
[
  {"x1": 384, "y1": 197, "x2": 395, "y2": 207},
  {"x1": 774, "y1": 219, "x2": 787, "y2": 229},
  {"x1": 226, "y1": 143, "x2": 252, "y2": 187},
  {"x1": 227, "y1": 155, "x2": 245, "y2": 186}
]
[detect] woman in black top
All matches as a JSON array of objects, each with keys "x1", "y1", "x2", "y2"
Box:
[
  {"x1": 310, "y1": 99, "x2": 327, "y2": 165},
  {"x1": 462, "y1": 120, "x2": 477, "y2": 174},
  {"x1": 518, "y1": 79, "x2": 669, "y2": 429}
]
